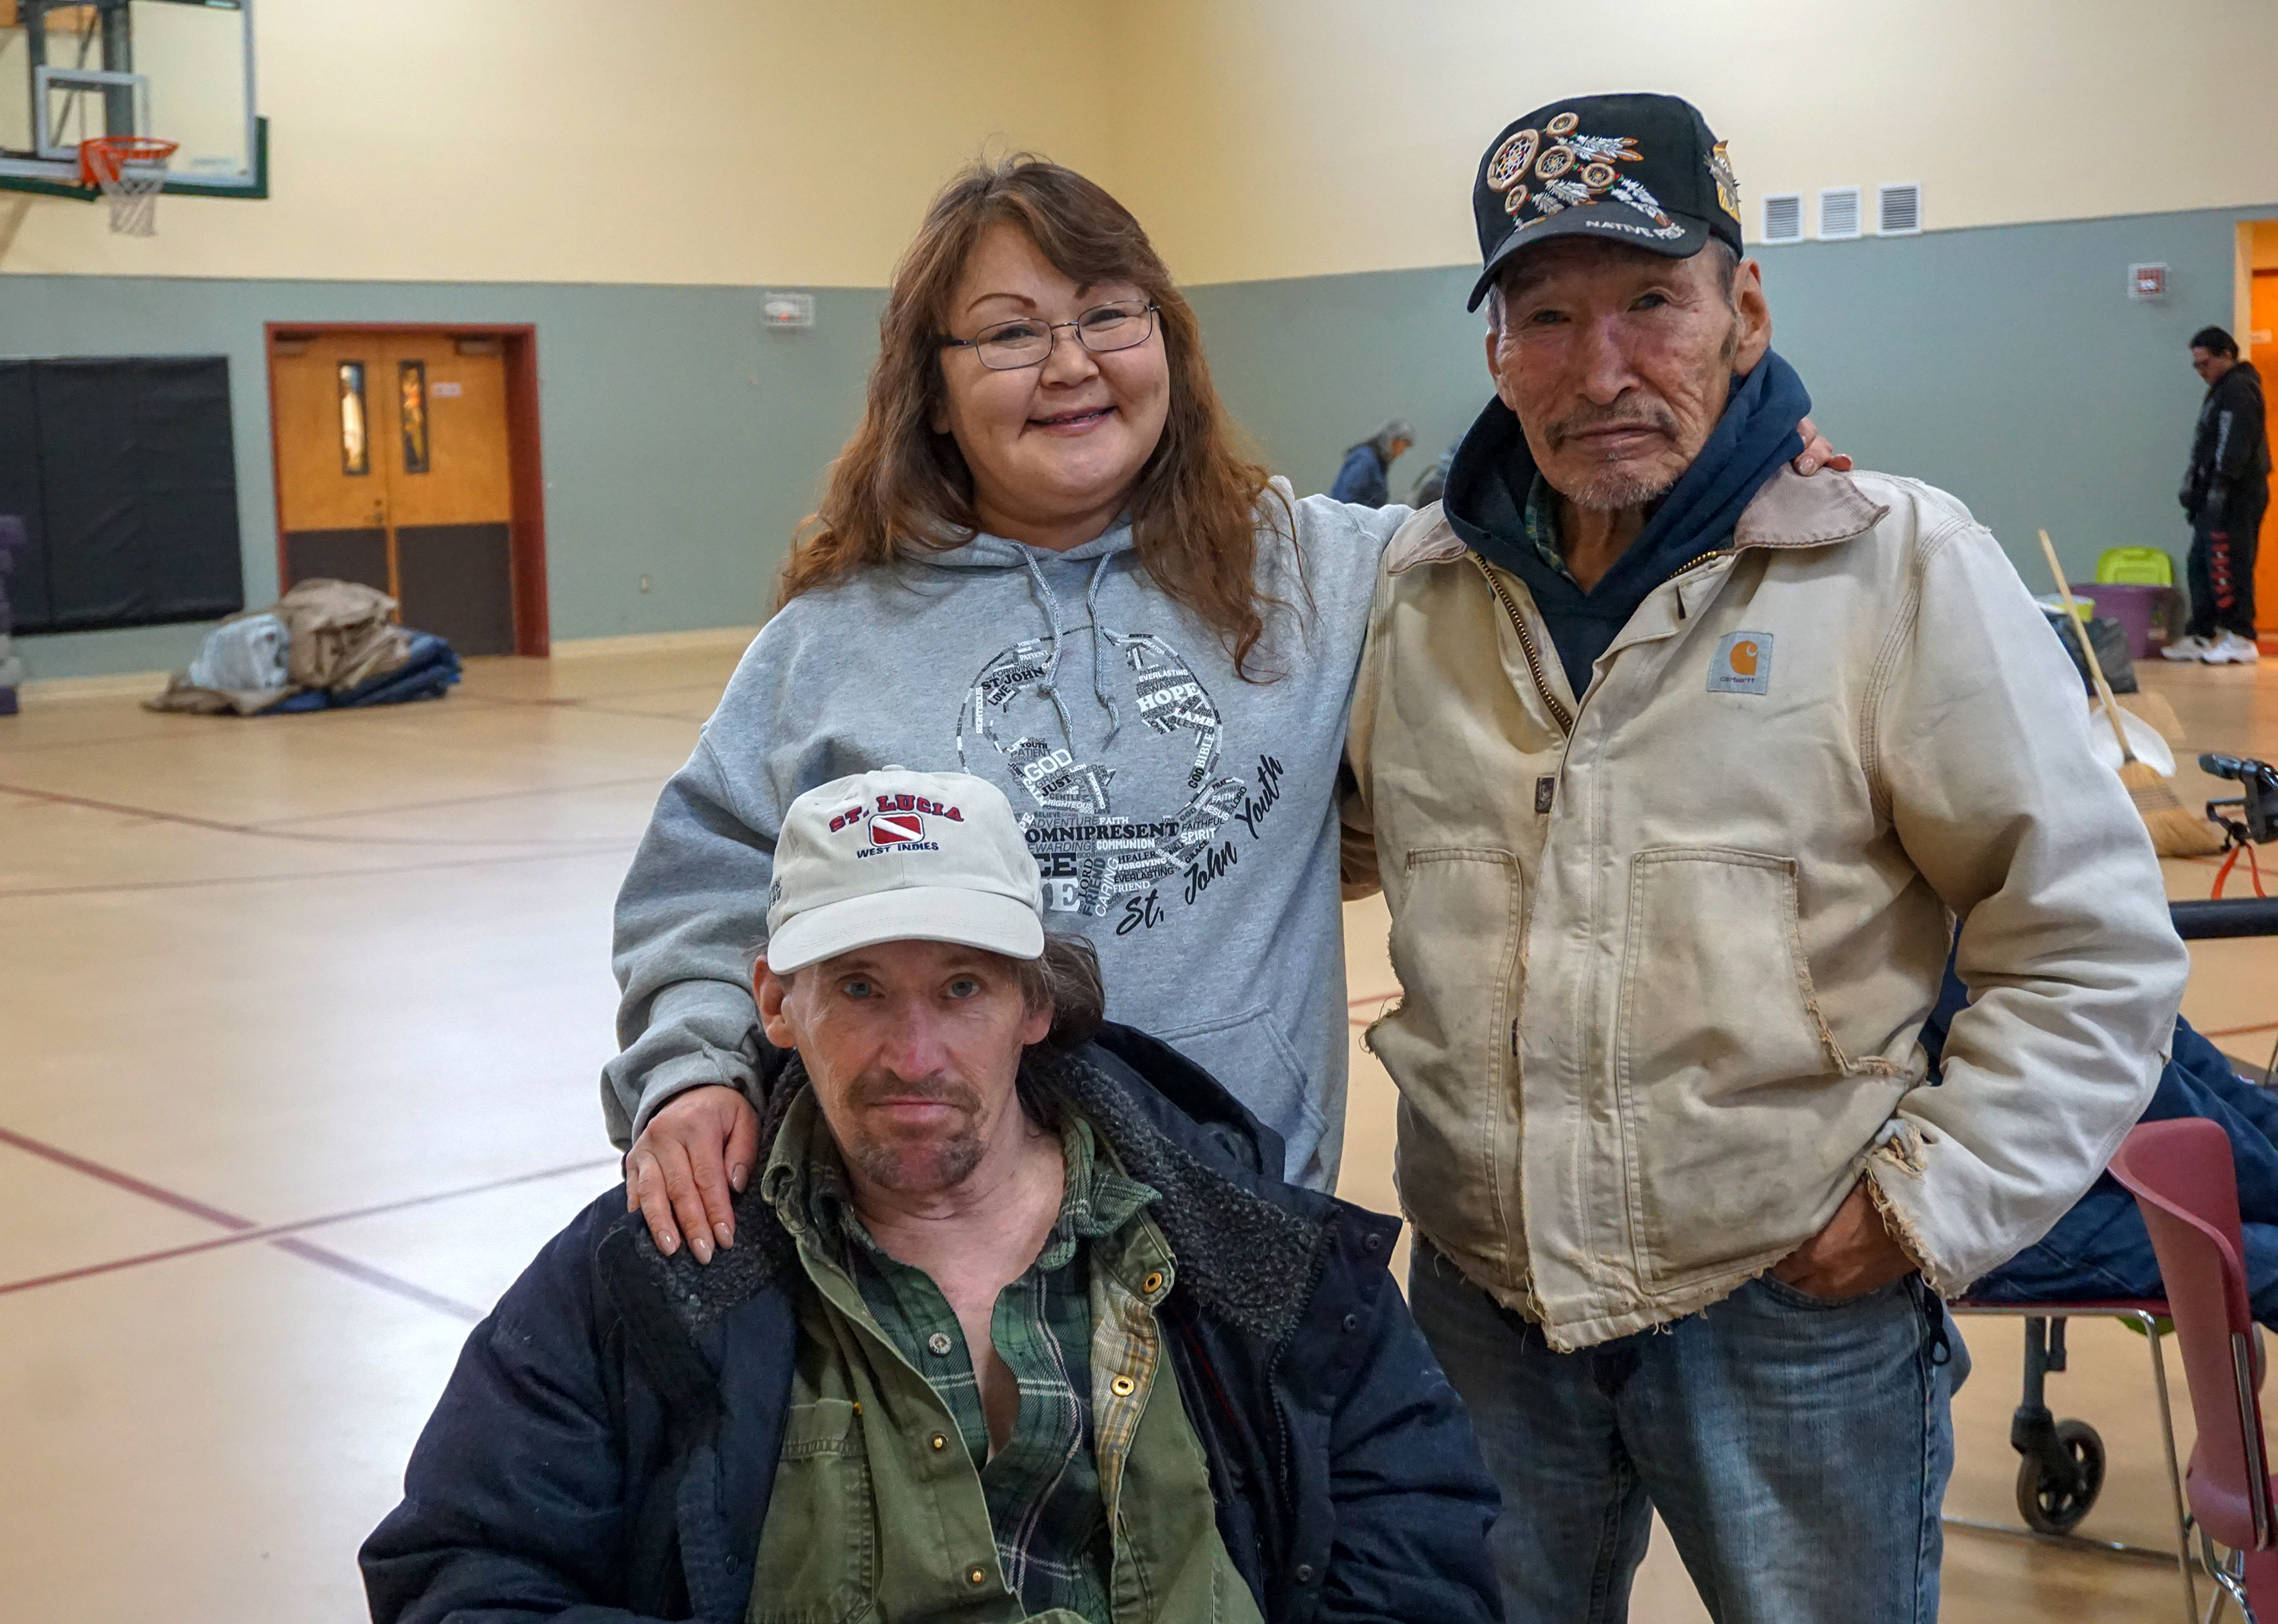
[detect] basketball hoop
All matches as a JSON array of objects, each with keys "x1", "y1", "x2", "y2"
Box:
[{"x1": 77, "y1": 137, "x2": 178, "y2": 237}]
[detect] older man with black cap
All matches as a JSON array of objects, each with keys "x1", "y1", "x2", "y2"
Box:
[
  {"x1": 364, "y1": 767, "x2": 1501, "y2": 1624},
  {"x1": 1341, "y1": 93, "x2": 2188, "y2": 1619}
]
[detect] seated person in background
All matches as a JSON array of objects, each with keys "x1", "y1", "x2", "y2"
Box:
[
  {"x1": 1329, "y1": 418, "x2": 1415, "y2": 506},
  {"x1": 361, "y1": 768, "x2": 1502, "y2": 1624}
]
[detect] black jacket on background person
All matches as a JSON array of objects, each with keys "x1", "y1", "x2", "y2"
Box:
[
  {"x1": 359, "y1": 1024, "x2": 1504, "y2": 1624},
  {"x1": 2185, "y1": 359, "x2": 2270, "y2": 520}
]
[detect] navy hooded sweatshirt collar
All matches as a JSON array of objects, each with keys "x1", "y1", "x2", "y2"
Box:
[{"x1": 1442, "y1": 348, "x2": 1812, "y2": 700}]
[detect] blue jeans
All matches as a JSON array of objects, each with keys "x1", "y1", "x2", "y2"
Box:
[{"x1": 1410, "y1": 1244, "x2": 1969, "y2": 1623}]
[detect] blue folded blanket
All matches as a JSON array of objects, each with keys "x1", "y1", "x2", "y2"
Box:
[
  {"x1": 1923, "y1": 960, "x2": 2278, "y2": 1323},
  {"x1": 263, "y1": 632, "x2": 461, "y2": 713}
]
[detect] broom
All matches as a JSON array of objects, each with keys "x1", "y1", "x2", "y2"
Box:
[{"x1": 2037, "y1": 530, "x2": 2227, "y2": 857}]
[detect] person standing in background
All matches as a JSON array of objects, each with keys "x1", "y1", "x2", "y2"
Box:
[
  {"x1": 2167, "y1": 325, "x2": 2267, "y2": 664},
  {"x1": 1330, "y1": 418, "x2": 1415, "y2": 506}
]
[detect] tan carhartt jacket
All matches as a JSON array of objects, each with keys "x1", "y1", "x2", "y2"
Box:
[{"x1": 1343, "y1": 466, "x2": 2188, "y2": 1351}]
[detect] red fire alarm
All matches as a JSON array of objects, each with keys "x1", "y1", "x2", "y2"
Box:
[{"x1": 2128, "y1": 263, "x2": 2168, "y2": 301}]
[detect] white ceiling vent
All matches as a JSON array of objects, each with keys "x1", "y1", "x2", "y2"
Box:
[
  {"x1": 1877, "y1": 182, "x2": 1923, "y2": 236},
  {"x1": 1818, "y1": 187, "x2": 1863, "y2": 241},
  {"x1": 1761, "y1": 193, "x2": 1803, "y2": 244}
]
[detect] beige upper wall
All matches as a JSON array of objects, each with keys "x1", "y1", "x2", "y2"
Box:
[
  {"x1": 3, "y1": 0, "x2": 2275, "y2": 285},
  {"x1": 1115, "y1": 0, "x2": 2278, "y2": 284},
  {"x1": 0, "y1": 0, "x2": 1116, "y2": 282}
]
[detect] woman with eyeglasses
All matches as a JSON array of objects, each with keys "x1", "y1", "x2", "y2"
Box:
[{"x1": 607, "y1": 156, "x2": 1829, "y2": 1259}]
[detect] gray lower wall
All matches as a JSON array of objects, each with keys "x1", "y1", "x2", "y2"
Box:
[
  {"x1": 0, "y1": 277, "x2": 884, "y2": 680},
  {"x1": 5, "y1": 201, "x2": 2270, "y2": 680},
  {"x1": 1188, "y1": 203, "x2": 2278, "y2": 590}
]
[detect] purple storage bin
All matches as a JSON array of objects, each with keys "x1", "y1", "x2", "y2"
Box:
[{"x1": 2071, "y1": 582, "x2": 2166, "y2": 659}]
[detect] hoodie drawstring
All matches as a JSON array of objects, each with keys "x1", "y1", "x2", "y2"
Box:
[
  {"x1": 1083, "y1": 554, "x2": 1130, "y2": 748},
  {"x1": 1019, "y1": 551, "x2": 1079, "y2": 746},
  {"x1": 1021, "y1": 549, "x2": 1128, "y2": 749}
]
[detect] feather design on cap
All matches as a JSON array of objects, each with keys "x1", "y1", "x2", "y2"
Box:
[
  {"x1": 1564, "y1": 134, "x2": 1642, "y2": 165},
  {"x1": 1611, "y1": 176, "x2": 1676, "y2": 229}
]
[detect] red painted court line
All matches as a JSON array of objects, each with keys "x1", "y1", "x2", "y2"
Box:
[
  {"x1": 0, "y1": 844, "x2": 632, "y2": 901},
  {"x1": 2204, "y1": 1020, "x2": 2278, "y2": 1040},
  {"x1": 0, "y1": 1156, "x2": 620, "y2": 1299},
  {"x1": 268, "y1": 1238, "x2": 485, "y2": 1323},
  {"x1": 0, "y1": 1125, "x2": 614, "y2": 1321},
  {"x1": 245, "y1": 774, "x2": 662, "y2": 829},
  {"x1": 0, "y1": 780, "x2": 282, "y2": 839},
  {"x1": 0, "y1": 1125, "x2": 257, "y2": 1231},
  {"x1": 1348, "y1": 989, "x2": 1399, "y2": 1029},
  {"x1": 0, "y1": 778, "x2": 629, "y2": 851}
]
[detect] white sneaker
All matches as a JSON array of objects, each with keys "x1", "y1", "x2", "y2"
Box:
[
  {"x1": 2163, "y1": 635, "x2": 2214, "y2": 661},
  {"x1": 2206, "y1": 632, "x2": 2262, "y2": 664}
]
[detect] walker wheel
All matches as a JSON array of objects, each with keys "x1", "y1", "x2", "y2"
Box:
[{"x1": 2016, "y1": 1419, "x2": 2106, "y2": 1534}]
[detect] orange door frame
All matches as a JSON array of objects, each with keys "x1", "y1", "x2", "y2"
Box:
[{"x1": 263, "y1": 321, "x2": 550, "y2": 656}]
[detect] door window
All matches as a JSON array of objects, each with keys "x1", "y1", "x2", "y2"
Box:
[
  {"x1": 397, "y1": 360, "x2": 430, "y2": 474},
  {"x1": 337, "y1": 361, "x2": 369, "y2": 475}
]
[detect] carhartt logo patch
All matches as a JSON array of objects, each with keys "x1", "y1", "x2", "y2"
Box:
[{"x1": 1708, "y1": 632, "x2": 1773, "y2": 695}]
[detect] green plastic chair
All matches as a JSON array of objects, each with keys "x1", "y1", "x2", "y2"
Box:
[{"x1": 2096, "y1": 547, "x2": 2175, "y2": 586}]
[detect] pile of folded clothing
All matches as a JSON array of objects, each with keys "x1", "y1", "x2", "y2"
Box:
[
  {"x1": 148, "y1": 578, "x2": 461, "y2": 717},
  {"x1": 0, "y1": 516, "x2": 25, "y2": 716}
]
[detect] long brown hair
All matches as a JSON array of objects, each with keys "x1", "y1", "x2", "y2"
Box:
[{"x1": 780, "y1": 155, "x2": 1295, "y2": 678}]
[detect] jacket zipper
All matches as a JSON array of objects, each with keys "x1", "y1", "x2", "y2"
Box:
[
  {"x1": 1470, "y1": 549, "x2": 1732, "y2": 736},
  {"x1": 1470, "y1": 555, "x2": 1573, "y2": 735}
]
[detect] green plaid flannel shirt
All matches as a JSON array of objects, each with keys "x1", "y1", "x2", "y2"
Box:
[
  {"x1": 794, "y1": 1111, "x2": 1159, "y2": 1624},
  {"x1": 1519, "y1": 468, "x2": 1576, "y2": 582}
]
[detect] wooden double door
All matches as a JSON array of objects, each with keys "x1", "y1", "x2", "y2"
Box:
[{"x1": 270, "y1": 330, "x2": 519, "y2": 656}]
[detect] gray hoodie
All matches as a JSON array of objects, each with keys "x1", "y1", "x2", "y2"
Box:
[{"x1": 604, "y1": 486, "x2": 1403, "y2": 1188}]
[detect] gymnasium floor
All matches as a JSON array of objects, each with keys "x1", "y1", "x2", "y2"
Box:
[{"x1": 2, "y1": 641, "x2": 2273, "y2": 1622}]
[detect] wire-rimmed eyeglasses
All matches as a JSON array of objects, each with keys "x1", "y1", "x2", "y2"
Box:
[{"x1": 939, "y1": 301, "x2": 1160, "y2": 371}]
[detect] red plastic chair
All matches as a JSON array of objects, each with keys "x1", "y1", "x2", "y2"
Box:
[{"x1": 2112, "y1": 1118, "x2": 2278, "y2": 1621}]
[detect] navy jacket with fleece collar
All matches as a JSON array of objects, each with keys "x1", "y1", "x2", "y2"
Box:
[{"x1": 360, "y1": 1024, "x2": 1503, "y2": 1624}]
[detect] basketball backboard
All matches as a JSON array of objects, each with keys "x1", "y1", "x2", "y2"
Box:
[{"x1": 0, "y1": 0, "x2": 260, "y2": 197}]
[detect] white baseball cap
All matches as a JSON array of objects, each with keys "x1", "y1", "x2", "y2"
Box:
[{"x1": 763, "y1": 767, "x2": 1044, "y2": 974}]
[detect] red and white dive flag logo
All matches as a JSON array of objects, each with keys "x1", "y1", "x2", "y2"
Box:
[{"x1": 868, "y1": 812, "x2": 927, "y2": 845}]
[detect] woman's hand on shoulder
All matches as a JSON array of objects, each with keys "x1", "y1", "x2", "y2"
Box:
[
  {"x1": 1792, "y1": 416, "x2": 1852, "y2": 476},
  {"x1": 626, "y1": 1084, "x2": 759, "y2": 1264}
]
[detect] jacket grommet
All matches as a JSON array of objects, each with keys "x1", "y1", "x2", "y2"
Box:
[
  {"x1": 1362, "y1": 1231, "x2": 1384, "y2": 1253},
  {"x1": 929, "y1": 1432, "x2": 948, "y2": 1452},
  {"x1": 965, "y1": 1564, "x2": 989, "y2": 1587},
  {"x1": 1295, "y1": 1563, "x2": 1315, "y2": 1584},
  {"x1": 1342, "y1": 1313, "x2": 1359, "y2": 1333}
]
